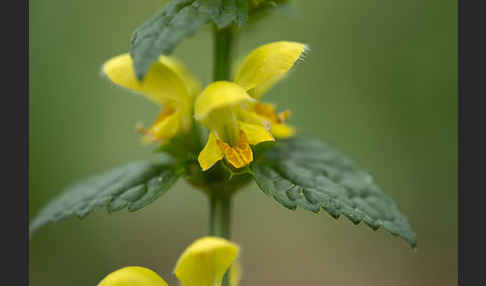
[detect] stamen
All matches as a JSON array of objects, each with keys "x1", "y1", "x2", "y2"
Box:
[
  {"x1": 277, "y1": 110, "x2": 291, "y2": 123},
  {"x1": 136, "y1": 123, "x2": 147, "y2": 134},
  {"x1": 254, "y1": 103, "x2": 279, "y2": 122}
]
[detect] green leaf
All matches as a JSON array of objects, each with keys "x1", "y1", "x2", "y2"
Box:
[
  {"x1": 30, "y1": 160, "x2": 181, "y2": 234},
  {"x1": 250, "y1": 137, "x2": 417, "y2": 248},
  {"x1": 130, "y1": 0, "x2": 249, "y2": 79}
]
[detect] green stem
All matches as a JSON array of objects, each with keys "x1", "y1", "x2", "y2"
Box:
[
  {"x1": 213, "y1": 25, "x2": 234, "y2": 81},
  {"x1": 210, "y1": 24, "x2": 235, "y2": 239},
  {"x1": 209, "y1": 194, "x2": 232, "y2": 238},
  {"x1": 209, "y1": 194, "x2": 232, "y2": 286},
  {"x1": 210, "y1": 24, "x2": 235, "y2": 286}
]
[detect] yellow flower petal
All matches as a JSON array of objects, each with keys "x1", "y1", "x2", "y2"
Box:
[
  {"x1": 98, "y1": 266, "x2": 168, "y2": 286},
  {"x1": 102, "y1": 53, "x2": 189, "y2": 105},
  {"x1": 137, "y1": 106, "x2": 183, "y2": 144},
  {"x1": 246, "y1": 75, "x2": 283, "y2": 98},
  {"x1": 174, "y1": 237, "x2": 239, "y2": 286},
  {"x1": 250, "y1": 102, "x2": 294, "y2": 138},
  {"x1": 270, "y1": 123, "x2": 295, "y2": 138},
  {"x1": 154, "y1": 105, "x2": 177, "y2": 123},
  {"x1": 238, "y1": 121, "x2": 275, "y2": 145},
  {"x1": 237, "y1": 108, "x2": 268, "y2": 127},
  {"x1": 205, "y1": 107, "x2": 241, "y2": 146},
  {"x1": 253, "y1": 102, "x2": 279, "y2": 122},
  {"x1": 229, "y1": 261, "x2": 242, "y2": 286},
  {"x1": 198, "y1": 132, "x2": 225, "y2": 171},
  {"x1": 150, "y1": 109, "x2": 181, "y2": 141},
  {"x1": 217, "y1": 131, "x2": 254, "y2": 169},
  {"x1": 194, "y1": 81, "x2": 254, "y2": 121},
  {"x1": 234, "y1": 41, "x2": 308, "y2": 98},
  {"x1": 159, "y1": 56, "x2": 201, "y2": 97}
]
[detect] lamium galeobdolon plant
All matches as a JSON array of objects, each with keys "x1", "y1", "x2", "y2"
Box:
[{"x1": 30, "y1": 1, "x2": 417, "y2": 285}]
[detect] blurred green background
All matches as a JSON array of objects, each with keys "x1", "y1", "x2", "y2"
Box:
[{"x1": 29, "y1": 0, "x2": 457, "y2": 285}]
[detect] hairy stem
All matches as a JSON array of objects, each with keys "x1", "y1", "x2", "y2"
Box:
[{"x1": 210, "y1": 24, "x2": 235, "y2": 286}]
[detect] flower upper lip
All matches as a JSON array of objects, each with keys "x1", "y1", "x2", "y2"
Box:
[{"x1": 194, "y1": 81, "x2": 255, "y2": 121}]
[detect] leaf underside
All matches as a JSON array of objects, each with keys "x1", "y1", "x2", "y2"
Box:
[
  {"x1": 29, "y1": 160, "x2": 181, "y2": 234},
  {"x1": 251, "y1": 137, "x2": 417, "y2": 248},
  {"x1": 130, "y1": 0, "x2": 249, "y2": 79}
]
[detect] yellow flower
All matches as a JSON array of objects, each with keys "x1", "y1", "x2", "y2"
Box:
[
  {"x1": 98, "y1": 267, "x2": 168, "y2": 286},
  {"x1": 102, "y1": 53, "x2": 200, "y2": 144},
  {"x1": 174, "y1": 237, "x2": 239, "y2": 286},
  {"x1": 98, "y1": 236, "x2": 239, "y2": 286},
  {"x1": 195, "y1": 41, "x2": 307, "y2": 171}
]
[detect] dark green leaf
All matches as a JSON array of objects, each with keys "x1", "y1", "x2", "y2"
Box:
[
  {"x1": 251, "y1": 137, "x2": 417, "y2": 247},
  {"x1": 30, "y1": 160, "x2": 181, "y2": 234},
  {"x1": 130, "y1": 0, "x2": 249, "y2": 79}
]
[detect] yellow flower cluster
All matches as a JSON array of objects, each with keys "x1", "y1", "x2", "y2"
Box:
[
  {"x1": 103, "y1": 41, "x2": 307, "y2": 171},
  {"x1": 98, "y1": 237, "x2": 240, "y2": 286}
]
